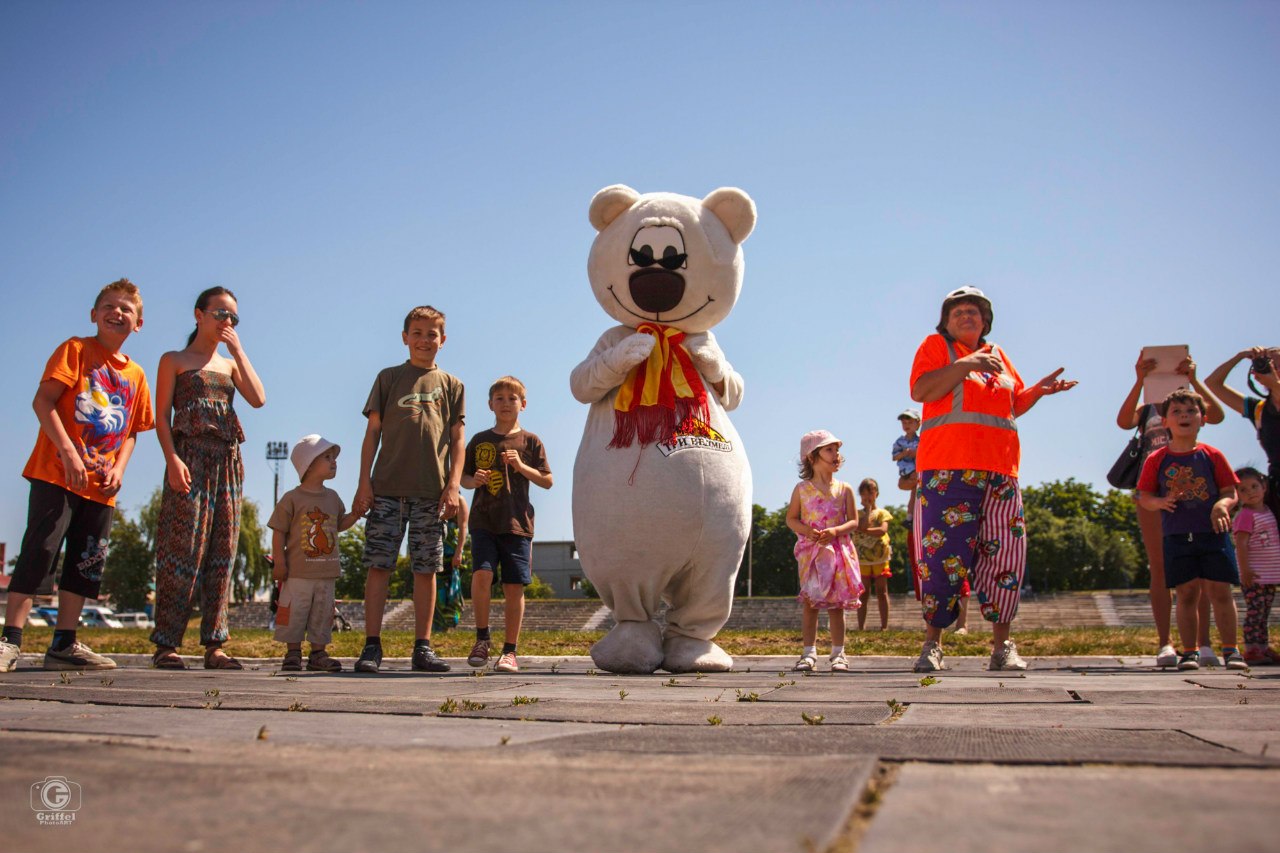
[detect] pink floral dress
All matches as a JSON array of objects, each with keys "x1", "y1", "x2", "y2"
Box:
[{"x1": 794, "y1": 479, "x2": 864, "y2": 609}]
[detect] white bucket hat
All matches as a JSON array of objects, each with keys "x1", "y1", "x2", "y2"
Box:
[{"x1": 291, "y1": 434, "x2": 340, "y2": 480}]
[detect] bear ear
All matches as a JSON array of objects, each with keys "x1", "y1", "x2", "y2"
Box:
[
  {"x1": 589, "y1": 185, "x2": 640, "y2": 232},
  {"x1": 702, "y1": 187, "x2": 756, "y2": 245}
]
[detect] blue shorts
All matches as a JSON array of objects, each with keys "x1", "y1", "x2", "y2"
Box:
[
  {"x1": 1162, "y1": 532, "x2": 1239, "y2": 588},
  {"x1": 363, "y1": 496, "x2": 443, "y2": 574},
  {"x1": 470, "y1": 530, "x2": 532, "y2": 586}
]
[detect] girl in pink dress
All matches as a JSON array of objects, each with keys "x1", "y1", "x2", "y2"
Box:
[{"x1": 786, "y1": 430, "x2": 864, "y2": 672}]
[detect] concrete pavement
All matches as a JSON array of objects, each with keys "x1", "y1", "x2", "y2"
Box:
[{"x1": 1, "y1": 653, "x2": 1276, "y2": 852}]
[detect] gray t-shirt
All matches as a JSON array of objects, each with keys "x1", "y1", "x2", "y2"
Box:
[
  {"x1": 363, "y1": 362, "x2": 465, "y2": 498},
  {"x1": 268, "y1": 486, "x2": 346, "y2": 580}
]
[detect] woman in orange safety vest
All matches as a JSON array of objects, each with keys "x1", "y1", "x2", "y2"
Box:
[{"x1": 908, "y1": 287, "x2": 1076, "y2": 674}]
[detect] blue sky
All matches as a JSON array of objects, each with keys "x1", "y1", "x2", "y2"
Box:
[{"x1": 1, "y1": 2, "x2": 1276, "y2": 557}]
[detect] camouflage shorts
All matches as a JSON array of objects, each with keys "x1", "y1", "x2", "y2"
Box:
[{"x1": 363, "y1": 496, "x2": 444, "y2": 574}]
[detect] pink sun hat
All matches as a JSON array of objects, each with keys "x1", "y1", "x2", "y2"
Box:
[{"x1": 800, "y1": 429, "x2": 842, "y2": 459}]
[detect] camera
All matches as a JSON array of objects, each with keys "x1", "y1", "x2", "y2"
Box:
[
  {"x1": 30, "y1": 776, "x2": 81, "y2": 812},
  {"x1": 1253, "y1": 355, "x2": 1273, "y2": 375}
]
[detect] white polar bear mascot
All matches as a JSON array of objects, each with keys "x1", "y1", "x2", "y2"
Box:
[{"x1": 570, "y1": 184, "x2": 756, "y2": 674}]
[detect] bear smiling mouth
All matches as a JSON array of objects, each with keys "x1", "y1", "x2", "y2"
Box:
[{"x1": 608, "y1": 285, "x2": 714, "y2": 323}]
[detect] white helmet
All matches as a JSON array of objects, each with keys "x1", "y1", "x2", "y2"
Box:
[{"x1": 937, "y1": 286, "x2": 993, "y2": 338}]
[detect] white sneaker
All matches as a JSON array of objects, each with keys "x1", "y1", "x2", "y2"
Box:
[
  {"x1": 913, "y1": 641, "x2": 946, "y2": 672},
  {"x1": 989, "y1": 640, "x2": 1028, "y2": 671},
  {"x1": 0, "y1": 639, "x2": 19, "y2": 673},
  {"x1": 1155, "y1": 645, "x2": 1178, "y2": 668},
  {"x1": 952, "y1": 626, "x2": 969, "y2": 636},
  {"x1": 1198, "y1": 645, "x2": 1220, "y2": 668}
]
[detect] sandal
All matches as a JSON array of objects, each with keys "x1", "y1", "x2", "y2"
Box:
[
  {"x1": 792, "y1": 654, "x2": 817, "y2": 672},
  {"x1": 830, "y1": 654, "x2": 850, "y2": 673},
  {"x1": 281, "y1": 649, "x2": 303, "y2": 672},
  {"x1": 306, "y1": 650, "x2": 342, "y2": 673},
  {"x1": 152, "y1": 648, "x2": 187, "y2": 670},
  {"x1": 204, "y1": 647, "x2": 244, "y2": 670}
]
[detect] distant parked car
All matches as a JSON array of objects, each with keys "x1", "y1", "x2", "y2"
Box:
[
  {"x1": 79, "y1": 606, "x2": 124, "y2": 629},
  {"x1": 113, "y1": 612, "x2": 152, "y2": 629}
]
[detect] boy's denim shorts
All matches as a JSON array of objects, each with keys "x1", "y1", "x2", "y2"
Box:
[
  {"x1": 363, "y1": 496, "x2": 444, "y2": 574},
  {"x1": 470, "y1": 529, "x2": 533, "y2": 586},
  {"x1": 1162, "y1": 531, "x2": 1239, "y2": 588}
]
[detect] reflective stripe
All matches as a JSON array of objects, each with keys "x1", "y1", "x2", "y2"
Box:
[
  {"x1": 921, "y1": 411, "x2": 1018, "y2": 431},
  {"x1": 921, "y1": 339, "x2": 1017, "y2": 434}
]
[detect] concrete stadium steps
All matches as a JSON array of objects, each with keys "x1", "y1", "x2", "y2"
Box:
[{"x1": 225, "y1": 590, "x2": 1268, "y2": 633}]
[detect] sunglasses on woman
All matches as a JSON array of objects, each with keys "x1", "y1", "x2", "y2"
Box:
[{"x1": 207, "y1": 308, "x2": 239, "y2": 327}]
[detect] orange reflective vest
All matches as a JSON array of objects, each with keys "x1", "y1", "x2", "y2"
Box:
[{"x1": 910, "y1": 334, "x2": 1024, "y2": 478}]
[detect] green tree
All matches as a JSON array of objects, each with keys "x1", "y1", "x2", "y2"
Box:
[
  {"x1": 334, "y1": 523, "x2": 368, "y2": 600},
  {"x1": 100, "y1": 510, "x2": 154, "y2": 610},
  {"x1": 231, "y1": 498, "x2": 271, "y2": 602},
  {"x1": 1024, "y1": 504, "x2": 1141, "y2": 592},
  {"x1": 1022, "y1": 478, "x2": 1102, "y2": 521},
  {"x1": 525, "y1": 574, "x2": 554, "y2": 599},
  {"x1": 736, "y1": 503, "x2": 798, "y2": 596}
]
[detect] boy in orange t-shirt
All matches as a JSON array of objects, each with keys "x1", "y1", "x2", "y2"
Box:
[{"x1": 0, "y1": 279, "x2": 154, "y2": 673}]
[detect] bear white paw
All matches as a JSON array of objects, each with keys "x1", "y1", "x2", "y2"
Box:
[
  {"x1": 603, "y1": 332, "x2": 657, "y2": 374},
  {"x1": 683, "y1": 332, "x2": 726, "y2": 383},
  {"x1": 660, "y1": 635, "x2": 734, "y2": 673},
  {"x1": 590, "y1": 620, "x2": 664, "y2": 674}
]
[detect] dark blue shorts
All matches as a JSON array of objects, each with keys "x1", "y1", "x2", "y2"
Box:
[
  {"x1": 1162, "y1": 531, "x2": 1239, "y2": 588},
  {"x1": 470, "y1": 529, "x2": 532, "y2": 586}
]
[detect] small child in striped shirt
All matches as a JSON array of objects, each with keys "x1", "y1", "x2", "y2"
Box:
[{"x1": 1233, "y1": 467, "x2": 1280, "y2": 666}]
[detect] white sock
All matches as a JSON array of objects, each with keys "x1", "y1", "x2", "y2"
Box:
[
  {"x1": 830, "y1": 645, "x2": 845, "y2": 659},
  {"x1": 802, "y1": 645, "x2": 816, "y2": 658}
]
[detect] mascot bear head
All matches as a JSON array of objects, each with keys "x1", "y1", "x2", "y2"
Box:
[{"x1": 587, "y1": 185, "x2": 756, "y2": 334}]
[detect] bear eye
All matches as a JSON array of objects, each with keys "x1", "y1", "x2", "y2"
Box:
[
  {"x1": 629, "y1": 245, "x2": 656, "y2": 267},
  {"x1": 658, "y1": 247, "x2": 688, "y2": 270}
]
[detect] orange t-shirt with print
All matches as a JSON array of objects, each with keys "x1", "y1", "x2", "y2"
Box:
[{"x1": 23, "y1": 337, "x2": 155, "y2": 507}]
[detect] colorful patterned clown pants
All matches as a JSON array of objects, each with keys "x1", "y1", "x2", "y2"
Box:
[
  {"x1": 913, "y1": 469, "x2": 1026, "y2": 628},
  {"x1": 150, "y1": 436, "x2": 244, "y2": 649}
]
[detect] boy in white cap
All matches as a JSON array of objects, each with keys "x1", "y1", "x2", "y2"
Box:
[{"x1": 268, "y1": 435, "x2": 366, "y2": 672}]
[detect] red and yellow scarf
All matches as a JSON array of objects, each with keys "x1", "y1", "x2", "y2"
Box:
[{"x1": 610, "y1": 323, "x2": 710, "y2": 448}]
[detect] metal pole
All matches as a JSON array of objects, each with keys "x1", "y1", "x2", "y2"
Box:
[
  {"x1": 747, "y1": 520, "x2": 753, "y2": 598},
  {"x1": 266, "y1": 441, "x2": 289, "y2": 507}
]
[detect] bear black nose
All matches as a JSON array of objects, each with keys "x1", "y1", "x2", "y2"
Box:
[{"x1": 628, "y1": 269, "x2": 685, "y2": 314}]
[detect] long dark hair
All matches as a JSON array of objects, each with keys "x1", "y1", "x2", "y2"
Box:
[{"x1": 187, "y1": 286, "x2": 237, "y2": 346}]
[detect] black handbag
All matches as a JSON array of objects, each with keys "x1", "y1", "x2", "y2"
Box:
[
  {"x1": 1106, "y1": 433, "x2": 1143, "y2": 489},
  {"x1": 1106, "y1": 407, "x2": 1151, "y2": 490}
]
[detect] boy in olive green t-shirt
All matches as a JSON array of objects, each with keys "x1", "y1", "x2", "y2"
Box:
[{"x1": 353, "y1": 305, "x2": 465, "y2": 674}]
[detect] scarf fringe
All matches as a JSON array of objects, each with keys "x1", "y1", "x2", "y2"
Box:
[{"x1": 609, "y1": 398, "x2": 710, "y2": 449}]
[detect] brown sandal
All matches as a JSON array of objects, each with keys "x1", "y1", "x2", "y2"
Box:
[
  {"x1": 203, "y1": 647, "x2": 244, "y2": 670},
  {"x1": 152, "y1": 648, "x2": 187, "y2": 670}
]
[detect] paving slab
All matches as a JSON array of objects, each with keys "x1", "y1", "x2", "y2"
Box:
[
  {"x1": 859, "y1": 763, "x2": 1280, "y2": 853},
  {"x1": 448, "y1": 698, "x2": 891, "y2": 725},
  {"x1": 2, "y1": 732, "x2": 876, "y2": 853},
  {"x1": 897, "y1": 703, "x2": 1280, "y2": 731},
  {"x1": 526, "y1": 724, "x2": 1271, "y2": 766},
  {"x1": 0, "y1": 698, "x2": 610, "y2": 748}
]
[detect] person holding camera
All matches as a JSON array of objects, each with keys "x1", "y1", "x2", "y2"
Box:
[{"x1": 1205, "y1": 347, "x2": 1280, "y2": 513}]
